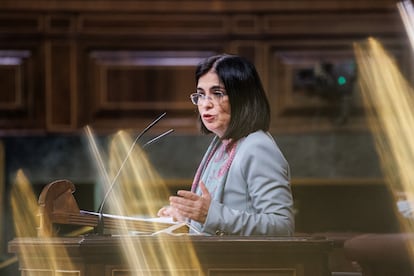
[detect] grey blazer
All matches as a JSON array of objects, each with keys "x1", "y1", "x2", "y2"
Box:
[{"x1": 199, "y1": 130, "x2": 294, "y2": 236}]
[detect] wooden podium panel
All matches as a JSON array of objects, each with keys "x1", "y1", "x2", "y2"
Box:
[{"x1": 9, "y1": 235, "x2": 332, "y2": 276}]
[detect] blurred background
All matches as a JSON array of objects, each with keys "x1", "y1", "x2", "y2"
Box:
[{"x1": 0, "y1": 0, "x2": 412, "y2": 274}]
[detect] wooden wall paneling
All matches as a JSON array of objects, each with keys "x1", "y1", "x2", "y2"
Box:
[
  {"x1": 78, "y1": 14, "x2": 229, "y2": 37},
  {"x1": 0, "y1": 13, "x2": 45, "y2": 133},
  {"x1": 268, "y1": 42, "x2": 361, "y2": 132},
  {"x1": 230, "y1": 15, "x2": 261, "y2": 35},
  {"x1": 263, "y1": 12, "x2": 404, "y2": 36},
  {"x1": 264, "y1": 10, "x2": 408, "y2": 134},
  {"x1": 44, "y1": 14, "x2": 76, "y2": 35},
  {"x1": 229, "y1": 41, "x2": 258, "y2": 63},
  {"x1": 0, "y1": 1, "x2": 407, "y2": 134},
  {"x1": 45, "y1": 40, "x2": 78, "y2": 131},
  {"x1": 0, "y1": 47, "x2": 45, "y2": 132},
  {"x1": 228, "y1": 40, "x2": 267, "y2": 96},
  {"x1": 266, "y1": 36, "x2": 412, "y2": 132},
  {"x1": 84, "y1": 49, "x2": 219, "y2": 133},
  {"x1": 0, "y1": 141, "x2": 4, "y2": 254},
  {"x1": 74, "y1": 9, "x2": 231, "y2": 133},
  {"x1": 92, "y1": 54, "x2": 195, "y2": 111},
  {"x1": 0, "y1": 52, "x2": 26, "y2": 111},
  {"x1": 0, "y1": 13, "x2": 43, "y2": 34}
]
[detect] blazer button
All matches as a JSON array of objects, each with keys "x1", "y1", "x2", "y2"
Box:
[{"x1": 215, "y1": 230, "x2": 225, "y2": 236}]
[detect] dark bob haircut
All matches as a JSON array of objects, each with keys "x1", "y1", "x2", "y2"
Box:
[{"x1": 195, "y1": 54, "x2": 271, "y2": 142}]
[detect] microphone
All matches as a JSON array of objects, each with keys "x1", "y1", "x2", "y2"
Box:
[
  {"x1": 142, "y1": 129, "x2": 174, "y2": 149},
  {"x1": 95, "y1": 113, "x2": 172, "y2": 234}
]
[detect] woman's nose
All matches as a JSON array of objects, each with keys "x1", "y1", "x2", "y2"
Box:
[{"x1": 199, "y1": 97, "x2": 214, "y2": 107}]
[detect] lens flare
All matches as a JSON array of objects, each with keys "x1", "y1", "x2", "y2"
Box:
[
  {"x1": 89, "y1": 129, "x2": 202, "y2": 274},
  {"x1": 11, "y1": 170, "x2": 78, "y2": 273},
  {"x1": 10, "y1": 128, "x2": 202, "y2": 274},
  {"x1": 354, "y1": 37, "x2": 414, "y2": 257}
]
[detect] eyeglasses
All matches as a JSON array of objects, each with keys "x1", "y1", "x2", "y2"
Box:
[{"x1": 190, "y1": 91, "x2": 227, "y2": 105}]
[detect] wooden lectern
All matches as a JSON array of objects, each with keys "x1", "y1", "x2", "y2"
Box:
[
  {"x1": 37, "y1": 179, "x2": 187, "y2": 236},
  {"x1": 9, "y1": 180, "x2": 333, "y2": 276},
  {"x1": 9, "y1": 235, "x2": 333, "y2": 276}
]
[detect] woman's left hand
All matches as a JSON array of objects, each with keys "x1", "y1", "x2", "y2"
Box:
[{"x1": 169, "y1": 181, "x2": 211, "y2": 223}]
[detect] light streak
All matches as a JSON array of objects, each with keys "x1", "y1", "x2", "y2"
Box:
[
  {"x1": 398, "y1": 0, "x2": 414, "y2": 50},
  {"x1": 10, "y1": 129, "x2": 202, "y2": 274},
  {"x1": 354, "y1": 37, "x2": 414, "y2": 259},
  {"x1": 92, "y1": 129, "x2": 202, "y2": 274},
  {"x1": 11, "y1": 170, "x2": 76, "y2": 273}
]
